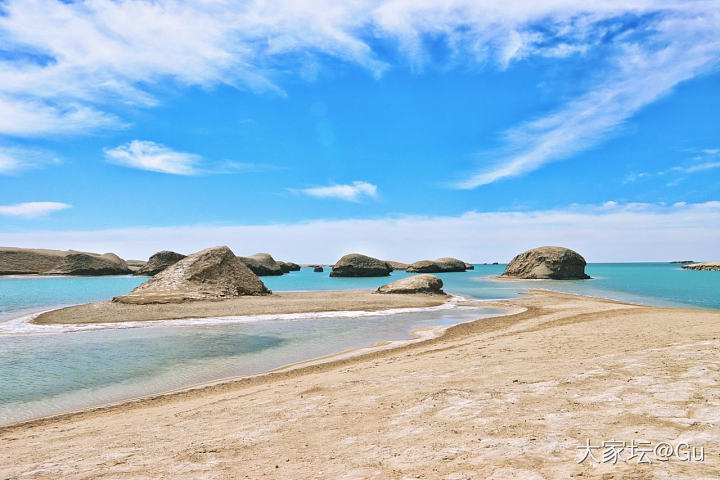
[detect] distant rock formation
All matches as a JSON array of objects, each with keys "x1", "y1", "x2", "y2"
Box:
[
  {"x1": 47, "y1": 252, "x2": 132, "y2": 276},
  {"x1": 313, "y1": 266, "x2": 324, "y2": 272},
  {"x1": 330, "y1": 254, "x2": 392, "y2": 277},
  {"x1": 502, "y1": 246, "x2": 590, "y2": 280},
  {"x1": 385, "y1": 260, "x2": 408, "y2": 271},
  {"x1": 376, "y1": 274, "x2": 445, "y2": 295},
  {"x1": 681, "y1": 262, "x2": 720, "y2": 271},
  {"x1": 0, "y1": 247, "x2": 131, "y2": 275},
  {"x1": 114, "y1": 246, "x2": 269, "y2": 304},
  {"x1": 670, "y1": 260, "x2": 694, "y2": 264},
  {"x1": 406, "y1": 257, "x2": 468, "y2": 273},
  {"x1": 278, "y1": 261, "x2": 301, "y2": 272},
  {"x1": 134, "y1": 251, "x2": 186, "y2": 276},
  {"x1": 434, "y1": 257, "x2": 467, "y2": 272},
  {"x1": 405, "y1": 260, "x2": 440, "y2": 273},
  {"x1": 238, "y1": 253, "x2": 284, "y2": 276},
  {"x1": 126, "y1": 259, "x2": 147, "y2": 272}
]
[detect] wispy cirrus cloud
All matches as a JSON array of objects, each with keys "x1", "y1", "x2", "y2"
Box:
[
  {"x1": 455, "y1": 10, "x2": 720, "y2": 187},
  {"x1": 0, "y1": 1, "x2": 718, "y2": 186},
  {"x1": 0, "y1": 202, "x2": 71, "y2": 218},
  {"x1": 0, "y1": 146, "x2": 60, "y2": 175},
  {"x1": 299, "y1": 181, "x2": 378, "y2": 202},
  {"x1": 104, "y1": 140, "x2": 203, "y2": 175},
  {"x1": 104, "y1": 140, "x2": 267, "y2": 175},
  {"x1": 624, "y1": 148, "x2": 720, "y2": 186}
]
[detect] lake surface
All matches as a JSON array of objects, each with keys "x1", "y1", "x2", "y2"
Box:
[{"x1": 0, "y1": 262, "x2": 717, "y2": 425}]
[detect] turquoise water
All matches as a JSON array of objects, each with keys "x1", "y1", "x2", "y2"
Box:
[
  {"x1": 1, "y1": 263, "x2": 717, "y2": 322},
  {"x1": 0, "y1": 306, "x2": 505, "y2": 424},
  {"x1": 0, "y1": 263, "x2": 718, "y2": 425},
  {"x1": 266, "y1": 263, "x2": 720, "y2": 310}
]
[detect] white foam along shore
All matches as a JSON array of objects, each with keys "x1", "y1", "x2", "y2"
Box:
[{"x1": 0, "y1": 294, "x2": 479, "y2": 336}]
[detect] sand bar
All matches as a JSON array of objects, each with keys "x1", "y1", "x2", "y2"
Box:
[
  {"x1": 3, "y1": 290, "x2": 720, "y2": 479},
  {"x1": 33, "y1": 290, "x2": 450, "y2": 325}
]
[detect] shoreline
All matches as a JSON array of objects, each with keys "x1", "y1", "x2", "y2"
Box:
[
  {"x1": 0, "y1": 301, "x2": 522, "y2": 429},
  {"x1": 3, "y1": 290, "x2": 720, "y2": 478}
]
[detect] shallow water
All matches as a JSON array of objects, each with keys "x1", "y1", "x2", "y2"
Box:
[
  {"x1": 0, "y1": 305, "x2": 505, "y2": 425},
  {"x1": 0, "y1": 262, "x2": 718, "y2": 425}
]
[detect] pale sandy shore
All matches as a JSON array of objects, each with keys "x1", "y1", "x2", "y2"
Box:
[
  {"x1": 3, "y1": 290, "x2": 720, "y2": 479},
  {"x1": 33, "y1": 290, "x2": 449, "y2": 324}
]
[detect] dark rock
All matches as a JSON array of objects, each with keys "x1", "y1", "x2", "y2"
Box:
[
  {"x1": 238, "y1": 253, "x2": 284, "y2": 276},
  {"x1": 385, "y1": 261, "x2": 408, "y2": 271},
  {"x1": 135, "y1": 251, "x2": 186, "y2": 276},
  {"x1": 47, "y1": 252, "x2": 132, "y2": 275},
  {"x1": 406, "y1": 257, "x2": 468, "y2": 273},
  {"x1": 313, "y1": 266, "x2": 324, "y2": 272},
  {"x1": 502, "y1": 246, "x2": 590, "y2": 280},
  {"x1": 329, "y1": 254, "x2": 392, "y2": 277},
  {"x1": 0, "y1": 247, "x2": 131, "y2": 275}
]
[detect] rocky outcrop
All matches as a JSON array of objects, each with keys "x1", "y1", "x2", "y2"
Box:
[
  {"x1": 238, "y1": 253, "x2": 284, "y2": 276},
  {"x1": 134, "y1": 251, "x2": 186, "y2": 276},
  {"x1": 681, "y1": 262, "x2": 720, "y2": 271},
  {"x1": 434, "y1": 257, "x2": 467, "y2": 272},
  {"x1": 406, "y1": 257, "x2": 468, "y2": 273},
  {"x1": 126, "y1": 260, "x2": 147, "y2": 272},
  {"x1": 47, "y1": 252, "x2": 132, "y2": 275},
  {"x1": 0, "y1": 247, "x2": 131, "y2": 275},
  {"x1": 113, "y1": 246, "x2": 269, "y2": 304},
  {"x1": 313, "y1": 266, "x2": 324, "y2": 272},
  {"x1": 376, "y1": 274, "x2": 445, "y2": 295},
  {"x1": 329, "y1": 254, "x2": 392, "y2": 277},
  {"x1": 502, "y1": 246, "x2": 590, "y2": 280},
  {"x1": 278, "y1": 261, "x2": 301, "y2": 272},
  {"x1": 385, "y1": 261, "x2": 408, "y2": 271},
  {"x1": 406, "y1": 260, "x2": 440, "y2": 273},
  {"x1": 464, "y1": 262, "x2": 474, "y2": 270},
  {"x1": 671, "y1": 260, "x2": 694, "y2": 264}
]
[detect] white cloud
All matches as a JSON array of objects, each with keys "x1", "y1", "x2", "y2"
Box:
[
  {"x1": 300, "y1": 181, "x2": 378, "y2": 202},
  {"x1": 0, "y1": 146, "x2": 60, "y2": 174},
  {"x1": 104, "y1": 140, "x2": 203, "y2": 175},
  {"x1": 0, "y1": 1, "x2": 717, "y2": 185},
  {"x1": 455, "y1": 11, "x2": 720, "y2": 187},
  {"x1": 672, "y1": 161, "x2": 720, "y2": 174},
  {"x1": 0, "y1": 202, "x2": 71, "y2": 218},
  {"x1": 0, "y1": 201, "x2": 718, "y2": 262},
  {"x1": 625, "y1": 148, "x2": 720, "y2": 184}
]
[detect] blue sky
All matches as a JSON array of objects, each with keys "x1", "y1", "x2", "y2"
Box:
[{"x1": 0, "y1": 1, "x2": 719, "y2": 261}]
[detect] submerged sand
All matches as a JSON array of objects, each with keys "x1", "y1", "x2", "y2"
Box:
[
  {"x1": 33, "y1": 290, "x2": 449, "y2": 324},
  {"x1": 3, "y1": 290, "x2": 720, "y2": 479}
]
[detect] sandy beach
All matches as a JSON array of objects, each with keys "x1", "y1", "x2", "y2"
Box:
[
  {"x1": 33, "y1": 290, "x2": 449, "y2": 325},
  {"x1": 2, "y1": 290, "x2": 719, "y2": 479}
]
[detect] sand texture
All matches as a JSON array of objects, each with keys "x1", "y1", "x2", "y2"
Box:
[
  {"x1": 3, "y1": 290, "x2": 719, "y2": 479},
  {"x1": 33, "y1": 290, "x2": 450, "y2": 324}
]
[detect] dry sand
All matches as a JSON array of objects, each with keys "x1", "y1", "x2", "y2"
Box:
[
  {"x1": 2, "y1": 290, "x2": 720, "y2": 479},
  {"x1": 33, "y1": 290, "x2": 449, "y2": 324}
]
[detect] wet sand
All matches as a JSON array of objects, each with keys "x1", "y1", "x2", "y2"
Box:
[
  {"x1": 33, "y1": 290, "x2": 450, "y2": 324},
  {"x1": 3, "y1": 290, "x2": 720, "y2": 479}
]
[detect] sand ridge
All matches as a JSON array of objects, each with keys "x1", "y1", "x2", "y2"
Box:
[{"x1": 33, "y1": 290, "x2": 450, "y2": 325}]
